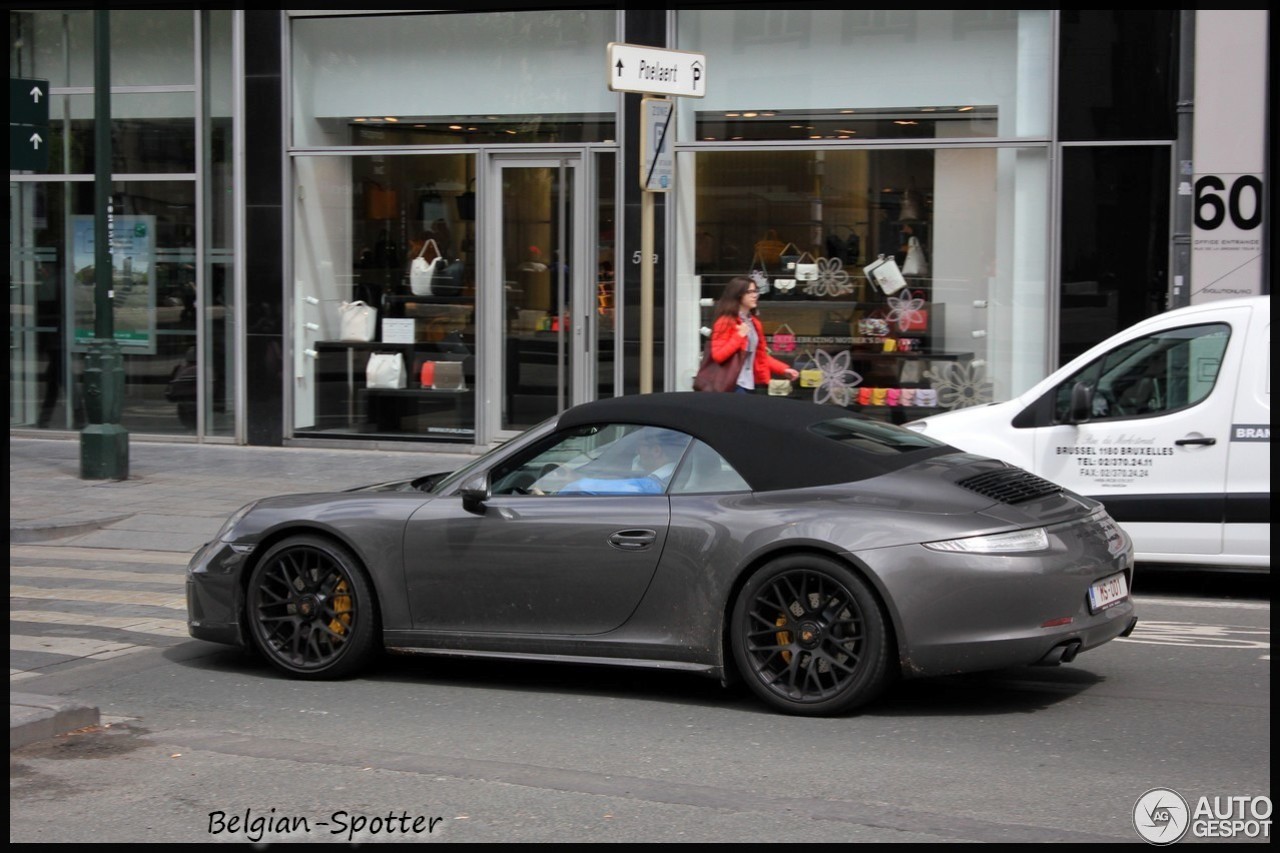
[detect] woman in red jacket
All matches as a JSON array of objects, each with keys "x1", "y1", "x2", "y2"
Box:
[{"x1": 708, "y1": 276, "x2": 799, "y2": 393}]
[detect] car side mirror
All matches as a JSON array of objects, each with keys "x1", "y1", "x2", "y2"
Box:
[
  {"x1": 1067, "y1": 382, "x2": 1093, "y2": 424},
  {"x1": 458, "y1": 471, "x2": 490, "y2": 510}
]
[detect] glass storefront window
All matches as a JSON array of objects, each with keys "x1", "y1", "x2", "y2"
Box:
[
  {"x1": 42, "y1": 93, "x2": 197, "y2": 175},
  {"x1": 675, "y1": 146, "x2": 1049, "y2": 418},
  {"x1": 290, "y1": 11, "x2": 617, "y2": 147},
  {"x1": 10, "y1": 10, "x2": 194, "y2": 88},
  {"x1": 676, "y1": 9, "x2": 1051, "y2": 142},
  {"x1": 293, "y1": 153, "x2": 478, "y2": 442},
  {"x1": 10, "y1": 179, "x2": 201, "y2": 435}
]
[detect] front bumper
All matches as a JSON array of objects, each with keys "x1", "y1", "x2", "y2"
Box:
[{"x1": 186, "y1": 539, "x2": 251, "y2": 647}]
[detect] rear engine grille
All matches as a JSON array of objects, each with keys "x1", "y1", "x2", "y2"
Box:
[{"x1": 958, "y1": 468, "x2": 1063, "y2": 504}]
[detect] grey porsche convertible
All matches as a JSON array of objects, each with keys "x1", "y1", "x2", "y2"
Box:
[{"x1": 187, "y1": 392, "x2": 1137, "y2": 716}]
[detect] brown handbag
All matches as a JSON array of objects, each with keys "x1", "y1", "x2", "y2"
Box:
[{"x1": 692, "y1": 346, "x2": 747, "y2": 392}]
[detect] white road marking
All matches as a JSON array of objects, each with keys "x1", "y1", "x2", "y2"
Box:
[
  {"x1": 10, "y1": 610, "x2": 188, "y2": 638},
  {"x1": 9, "y1": 565, "x2": 185, "y2": 585},
  {"x1": 9, "y1": 585, "x2": 186, "y2": 609}
]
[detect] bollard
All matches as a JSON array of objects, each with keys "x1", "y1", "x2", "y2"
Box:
[{"x1": 80, "y1": 338, "x2": 130, "y2": 480}]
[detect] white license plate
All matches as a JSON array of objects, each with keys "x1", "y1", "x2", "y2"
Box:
[{"x1": 1088, "y1": 572, "x2": 1129, "y2": 613}]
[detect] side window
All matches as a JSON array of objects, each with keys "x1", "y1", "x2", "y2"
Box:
[
  {"x1": 668, "y1": 439, "x2": 751, "y2": 494},
  {"x1": 1053, "y1": 323, "x2": 1231, "y2": 422},
  {"x1": 490, "y1": 424, "x2": 692, "y2": 496}
]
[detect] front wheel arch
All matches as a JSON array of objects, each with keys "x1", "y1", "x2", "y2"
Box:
[{"x1": 242, "y1": 532, "x2": 382, "y2": 679}]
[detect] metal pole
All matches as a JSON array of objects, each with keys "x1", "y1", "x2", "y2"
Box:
[
  {"x1": 81, "y1": 9, "x2": 129, "y2": 479},
  {"x1": 1170, "y1": 10, "x2": 1196, "y2": 309},
  {"x1": 640, "y1": 189, "x2": 654, "y2": 394}
]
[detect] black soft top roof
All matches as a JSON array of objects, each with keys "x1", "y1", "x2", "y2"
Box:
[{"x1": 556, "y1": 392, "x2": 955, "y2": 492}]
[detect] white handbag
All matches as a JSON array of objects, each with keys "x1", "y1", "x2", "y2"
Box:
[
  {"x1": 794, "y1": 251, "x2": 818, "y2": 282},
  {"x1": 864, "y1": 254, "x2": 908, "y2": 295},
  {"x1": 338, "y1": 300, "x2": 376, "y2": 342},
  {"x1": 409, "y1": 238, "x2": 445, "y2": 296},
  {"x1": 366, "y1": 352, "x2": 406, "y2": 389},
  {"x1": 902, "y1": 236, "x2": 929, "y2": 276}
]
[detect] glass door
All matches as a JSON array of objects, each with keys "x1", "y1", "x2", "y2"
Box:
[{"x1": 490, "y1": 156, "x2": 593, "y2": 433}]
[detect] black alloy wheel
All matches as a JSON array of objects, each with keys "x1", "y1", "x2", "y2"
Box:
[
  {"x1": 731, "y1": 555, "x2": 888, "y2": 716},
  {"x1": 246, "y1": 535, "x2": 379, "y2": 678}
]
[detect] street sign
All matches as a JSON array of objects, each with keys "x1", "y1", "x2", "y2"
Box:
[
  {"x1": 640, "y1": 98, "x2": 674, "y2": 192},
  {"x1": 607, "y1": 43, "x2": 706, "y2": 98},
  {"x1": 10, "y1": 76, "x2": 50, "y2": 172}
]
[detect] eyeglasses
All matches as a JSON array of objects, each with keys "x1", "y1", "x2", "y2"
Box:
[{"x1": 745, "y1": 288, "x2": 759, "y2": 295}]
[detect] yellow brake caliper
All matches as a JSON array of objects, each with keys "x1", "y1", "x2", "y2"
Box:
[
  {"x1": 776, "y1": 614, "x2": 792, "y2": 664},
  {"x1": 329, "y1": 579, "x2": 352, "y2": 636}
]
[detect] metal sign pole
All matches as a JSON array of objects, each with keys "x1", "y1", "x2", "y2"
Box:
[{"x1": 81, "y1": 9, "x2": 129, "y2": 480}]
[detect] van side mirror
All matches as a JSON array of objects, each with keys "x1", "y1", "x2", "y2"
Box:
[
  {"x1": 1067, "y1": 382, "x2": 1093, "y2": 424},
  {"x1": 458, "y1": 471, "x2": 490, "y2": 510}
]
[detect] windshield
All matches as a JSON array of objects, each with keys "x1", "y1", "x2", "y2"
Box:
[{"x1": 428, "y1": 415, "x2": 560, "y2": 494}]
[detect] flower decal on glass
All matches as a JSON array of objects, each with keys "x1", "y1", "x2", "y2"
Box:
[
  {"x1": 802, "y1": 257, "x2": 855, "y2": 298},
  {"x1": 925, "y1": 360, "x2": 994, "y2": 410},
  {"x1": 811, "y1": 348, "x2": 862, "y2": 407},
  {"x1": 886, "y1": 290, "x2": 927, "y2": 332}
]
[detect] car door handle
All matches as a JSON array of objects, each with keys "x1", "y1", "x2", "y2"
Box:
[
  {"x1": 1175, "y1": 437, "x2": 1217, "y2": 446},
  {"x1": 608, "y1": 529, "x2": 657, "y2": 551}
]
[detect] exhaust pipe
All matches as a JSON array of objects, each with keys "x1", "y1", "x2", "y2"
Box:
[{"x1": 1035, "y1": 639, "x2": 1082, "y2": 666}]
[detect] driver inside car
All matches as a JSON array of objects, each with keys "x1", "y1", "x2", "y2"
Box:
[{"x1": 557, "y1": 433, "x2": 681, "y2": 495}]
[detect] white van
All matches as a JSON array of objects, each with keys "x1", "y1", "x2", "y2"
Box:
[{"x1": 907, "y1": 295, "x2": 1269, "y2": 571}]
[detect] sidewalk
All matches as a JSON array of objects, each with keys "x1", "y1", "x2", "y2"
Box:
[{"x1": 9, "y1": 435, "x2": 471, "y2": 749}]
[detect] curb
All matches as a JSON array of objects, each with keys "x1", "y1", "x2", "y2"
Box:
[
  {"x1": 10, "y1": 514, "x2": 134, "y2": 544},
  {"x1": 10, "y1": 693, "x2": 101, "y2": 751}
]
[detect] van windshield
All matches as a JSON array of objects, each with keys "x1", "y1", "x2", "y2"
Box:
[{"x1": 1054, "y1": 323, "x2": 1231, "y2": 421}]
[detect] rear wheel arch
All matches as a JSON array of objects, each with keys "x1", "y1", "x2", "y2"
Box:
[{"x1": 720, "y1": 547, "x2": 902, "y2": 701}]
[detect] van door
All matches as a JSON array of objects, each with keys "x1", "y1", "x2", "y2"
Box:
[
  {"x1": 1222, "y1": 309, "x2": 1270, "y2": 563},
  {"x1": 1027, "y1": 310, "x2": 1250, "y2": 558}
]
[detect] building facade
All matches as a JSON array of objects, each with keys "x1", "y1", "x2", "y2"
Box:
[{"x1": 9, "y1": 10, "x2": 1270, "y2": 451}]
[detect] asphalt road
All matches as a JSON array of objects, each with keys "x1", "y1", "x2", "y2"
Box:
[{"x1": 9, "y1": 542, "x2": 1270, "y2": 844}]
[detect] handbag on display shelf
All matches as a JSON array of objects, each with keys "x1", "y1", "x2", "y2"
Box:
[
  {"x1": 821, "y1": 310, "x2": 854, "y2": 338},
  {"x1": 768, "y1": 378, "x2": 794, "y2": 397},
  {"x1": 748, "y1": 251, "x2": 770, "y2": 296},
  {"x1": 431, "y1": 360, "x2": 467, "y2": 391},
  {"x1": 366, "y1": 352, "x2": 406, "y2": 389},
  {"x1": 754, "y1": 229, "x2": 786, "y2": 267},
  {"x1": 901, "y1": 236, "x2": 929, "y2": 276},
  {"x1": 864, "y1": 254, "x2": 908, "y2": 295},
  {"x1": 455, "y1": 178, "x2": 476, "y2": 221},
  {"x1": 434, "y1": 257, "x2": 465, "y2": 298},
  {"x1": 419, "y1": 360, "x2": 436, "y2": 388},
  {"x1": 825, "y1": 225, "x2": 861, "y2": 266},
  {"x1": 338, "y1": 300, "x2": 377, "y2": 342},
  {"x1": 409, "y1": 238, "x2": 446, "y2": 296},
  {"x1": 778, "y1": 243, "x2": 801, "y2": 274},
  {"x1": 692, "y1": 347, "x2": 747, "y2": 392},
  {"x1": 794, "y1": 251, "x2": 818, "y2": 282},
  {"x1": 770, "y1": 323, "x2": 797, "y2": 353}
]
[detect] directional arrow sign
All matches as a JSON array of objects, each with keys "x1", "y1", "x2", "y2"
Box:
[
  {"x1": 607, "y1": 43, "x2": 706, "y2": 98},
  {"x1": 11, "y1": 76, "x2": 50, "y2": 172}
]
